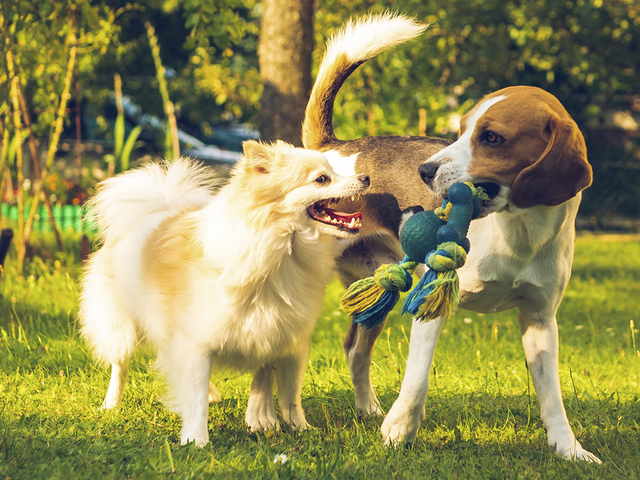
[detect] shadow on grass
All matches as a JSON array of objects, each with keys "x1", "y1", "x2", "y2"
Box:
[{"x1": 1, "y1": 386, "x2": 638, "y2": 479}]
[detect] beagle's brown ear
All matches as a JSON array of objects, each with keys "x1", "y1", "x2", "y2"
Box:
[{"x1": 510, "y1": 116, "x2": 592, "y2": 208}]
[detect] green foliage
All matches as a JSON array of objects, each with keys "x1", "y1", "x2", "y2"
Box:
[
  {"x1": 0, "y1": 233, "x2": 639, "y2": 478},
  {"x1": 119, "y1": 125, "x2": 143, "y2": 172},
  {"x1": 0, "y1": 0, "x2": 118, "y2": 138},
  {"x1": 86, "y1": 0, "x2": 261, "y2": 140},
  {"x1": 4, "y1": 1, "x2": 640, "y2": 219},
  {"x1": 102, "y1": 74, "x2": 144, "y2": 173},
  {"x1": 314, "y1": 0, "x2": 640, "y2": 137},
  {"x1": 183, "y1": 0, "x2": 258, "y2": 52},
  {"x1": 312, "y1": 0, "x2": 640, "y2": 218},
  {"x1": 102, "y1": 118, "x2": 142, "y2": 174},
  {"x1": 178, "y1": 0, "x2": 262, "y2": 126}
]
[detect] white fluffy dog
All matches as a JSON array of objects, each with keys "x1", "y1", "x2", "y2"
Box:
[{"x1": 80, "y1": 141, "x2": 369, "y2": 446}]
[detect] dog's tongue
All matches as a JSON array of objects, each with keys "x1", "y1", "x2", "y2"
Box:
[
  {"x1": 310, "y1": 202, "x2": 363, "y2": 230},
  {"x1": 325, "y1": 206, "x2": 363, "y2": 224}
]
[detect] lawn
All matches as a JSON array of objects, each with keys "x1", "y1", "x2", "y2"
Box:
[{"x1": 0, "y1": 232, "x2": 638, "y2": 479}]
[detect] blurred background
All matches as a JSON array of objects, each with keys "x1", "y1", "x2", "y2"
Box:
[{"x1": 1, "y1": 0, "x2": 639, "y2": 259}]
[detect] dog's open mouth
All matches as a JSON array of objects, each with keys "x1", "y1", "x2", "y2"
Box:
[
  {"x1": 474, "y1": 182, "x2": 501, "y2": 203},
  {"x1": 308, "y1": 199, "x2": 363, "y2": 231}
]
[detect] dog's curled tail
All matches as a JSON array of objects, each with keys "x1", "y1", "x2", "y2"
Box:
[
  {"x1": 302, "y1": 13, "x2": 427, "y2": 150},
  {"x1": 87, "y1": 159, "x2": 219, "y2": 241}
]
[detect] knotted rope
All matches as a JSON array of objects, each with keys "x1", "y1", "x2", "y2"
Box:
[{"x1": 340, "y1": 182, "x2": 487, "y2": 327}]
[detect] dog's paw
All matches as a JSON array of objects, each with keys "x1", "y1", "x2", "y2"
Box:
[
  {"x1": 381, "y1": 401, "x2": 422, "y2": 446},
  {"x1": 547, "y1": 428, "x2": 602, "y2": 464},
  {"x1": 284, "y1": 416, "x2": 309, "y2": 432},
  {"x1": 180, "y1": 421, "x2": 210, "y2": 448},
  {"x1": 100, "y1": 396, "x2": 120, "y2": 411},
  {"x1": 208, "y1": 382, "x2": 221, "y2": 403},
  {"x1": 180, "y1": 435, "x2": 209, "y2": 448},
  {"x1": 353, "y1": 386, "x2": 384, "y2": 416},
  {"x1": 356, "y1": 400, "x2": 384, "y2": 417},
  {"x1": 554, "y1": 440, "x2": 602, "y2": 464},
  {"x1": 245, "y1": 410, "x2": 281, "y2": 432},
  {"x1": 281, "y1": 405, "x2": 309, "y2": 432}
]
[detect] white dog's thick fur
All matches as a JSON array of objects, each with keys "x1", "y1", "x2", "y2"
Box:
[{"x1": 80, "y1": 141, "x2": 369, "y2": 447}]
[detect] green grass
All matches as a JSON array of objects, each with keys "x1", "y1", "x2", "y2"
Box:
[{"x1": 0, "y1": 232, "x2": 639, "y2": 479}]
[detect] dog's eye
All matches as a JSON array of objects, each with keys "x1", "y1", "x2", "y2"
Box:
[
  {"x1": 315, "y1": 174, "x2": 330, "y2": 184},
  {"x1": 482, "y1": 131, "x2": 504, "y2": 145}
]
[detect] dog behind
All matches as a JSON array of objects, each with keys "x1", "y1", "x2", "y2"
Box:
[
  {"x1": 80, "y1": 141, "x2": 369, "y2": 446},
  {"x1": 302, "y1": 15, "x2": 449, "y2": 416}
]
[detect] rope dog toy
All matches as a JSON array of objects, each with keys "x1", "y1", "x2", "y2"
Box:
[{"x1": 340, "y1": 182, "x2": 488, "y2": 328}]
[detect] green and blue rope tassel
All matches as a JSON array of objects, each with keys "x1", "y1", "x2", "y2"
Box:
[{"x1": 340, "y1": 182, "x2": 488, "y2": 328}]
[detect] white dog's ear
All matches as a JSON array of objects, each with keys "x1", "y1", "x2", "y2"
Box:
[{"x1": 242, "y1": 140, "x2": 274, "y2": 174}]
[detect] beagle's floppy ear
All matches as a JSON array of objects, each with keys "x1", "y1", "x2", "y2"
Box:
[
  {"x1": 241, "y1": 140, "x2": 275, "y2": 174},
  {"x1": 510, "y1": 116, "x2": 592, "y2": 208}
]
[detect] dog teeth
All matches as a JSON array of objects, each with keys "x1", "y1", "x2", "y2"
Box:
[{"x1": 313, "y1": 203, "x2": 361, "y2": 229}]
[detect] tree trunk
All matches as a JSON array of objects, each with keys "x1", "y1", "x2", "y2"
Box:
[{"x1": 257, "y1": 0, "x2": 314, "y2": 147}]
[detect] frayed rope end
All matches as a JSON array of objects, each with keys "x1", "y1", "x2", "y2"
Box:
[{"x1": 340, "y1": 261, "x2": 417, "y2": 329}]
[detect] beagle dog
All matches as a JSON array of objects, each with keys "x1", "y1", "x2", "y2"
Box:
[
  {"x1": 303, "y1": 15, "x2": 600, "y2": 463},
  {"x1": 381, "y1": 86, "x2": 598, "y2": 463}
]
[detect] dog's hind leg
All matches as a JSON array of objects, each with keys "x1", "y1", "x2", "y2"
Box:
[
  {"x1": 245, "y1": 365, "x2": 279, "y2": 432},
  {"x1": 208, "y1": 381, "x2": 221, "y2": 403},
  {"x1": 102, "y1": 361, "x2": 130, "y2": 410},
  {"x1": 343, "y1": 322, "x2": 386, "y2": 415},
  {"x1": 517, "y1": 308, "x2": 602, "y2": 463},
  {"x1": 80, "y1": 262, "x2": 138, "y2": 411},
  {"x1": 338, "y1": 234, "x2": 405, "y2": 416},
  {"x1": 274, "y1": 345, "x2": 310, "y2": 431}
]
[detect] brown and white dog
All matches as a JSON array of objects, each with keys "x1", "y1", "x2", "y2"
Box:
[
  {"x1": 303, "y1": 14, "x2": 447, "y2": 418},
  {"x1": 303, "y1": 14, "x2": 600, "y2": 462}
]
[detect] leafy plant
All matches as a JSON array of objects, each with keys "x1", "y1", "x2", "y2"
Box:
[
  {"x1": 102, "y1": 74, "x2": 143, "y2": 175},
  {"x1": 145, "y1": 21, "x2": 180, "y2": 161},
  {"x1": 1, "y1": 1, "x2": 117, "y2": 272}
]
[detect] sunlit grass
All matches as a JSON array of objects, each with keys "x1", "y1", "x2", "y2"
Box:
[{"x1": 0, "y1": 233, "x2": 638, "y2": 478}]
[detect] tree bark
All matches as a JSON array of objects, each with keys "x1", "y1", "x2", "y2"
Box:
[{"x1": 257, "y1": 0, "x2": 314, "y2": 147}]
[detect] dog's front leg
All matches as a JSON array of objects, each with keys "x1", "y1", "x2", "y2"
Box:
[
  {"x1": 343, "y1": 321, "x2": 386, "y2": 415},
  {"x1": 518, "y1": 309, "x2": 601, "y2": 463},
  {"x1": 245, "y1": 364, "x2": 279, "y2": 432},
  {"x1": 381, "y1": 316, "x2": 445, "y2": 445},
  {"x1": 274, "y1": 345, "x2": 310, "y2": 431}
]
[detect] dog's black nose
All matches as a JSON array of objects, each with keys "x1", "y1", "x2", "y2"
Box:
[
  {"x1": 358, "y1": 174, "x2": 370, "y2": 187},
  {"x1": 418, "y1": 163, "x2": 439, "y2": 186}
]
